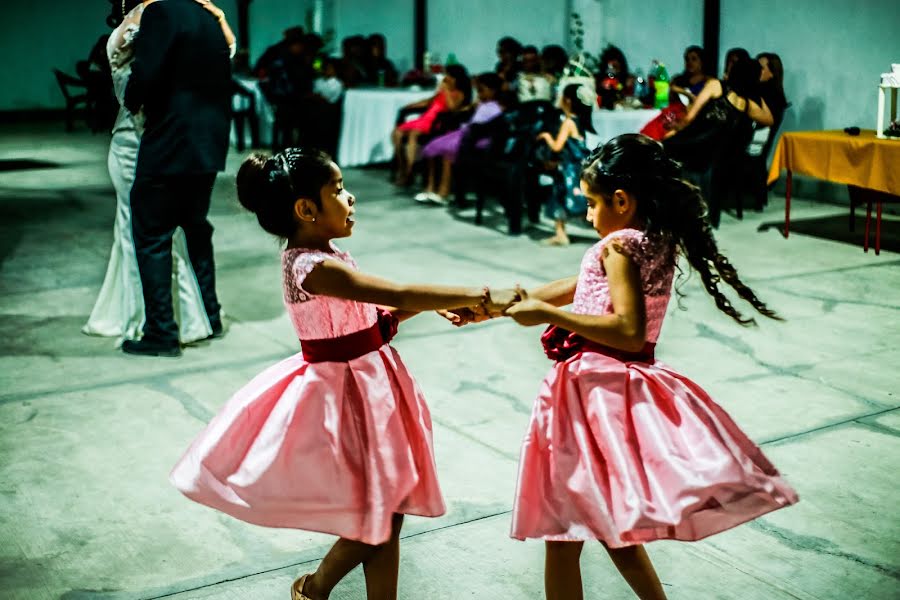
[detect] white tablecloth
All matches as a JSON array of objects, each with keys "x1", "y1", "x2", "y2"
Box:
[
  {"x1": 586, "y1": 109, "x2": 661, "y2": 148},
  {"x1": 338, "y1": 87, "x2": 435, "y2": 167},
  {"x1": 230, "y1": 77, "x2": 274, "y2": 148}
]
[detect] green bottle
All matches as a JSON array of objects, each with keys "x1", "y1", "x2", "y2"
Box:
[{"x1": 654, "y1": 62, "x2": 670, "y2": 109}]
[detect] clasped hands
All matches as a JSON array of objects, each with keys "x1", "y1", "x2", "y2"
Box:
[{"x1": 438, "y1": 286, "x2": 551, "y2": 327}]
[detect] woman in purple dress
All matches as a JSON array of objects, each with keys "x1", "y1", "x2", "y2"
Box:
[{"x1": 414, "y1": 73, "x2": 504, "y2": 205}]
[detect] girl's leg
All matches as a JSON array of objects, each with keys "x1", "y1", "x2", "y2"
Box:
[
  {"x1": 545, "y1": 540, "x2": 584, "y2": 600},
  {"x1": 425, "y1": 159, "x2": 437, "y2": 193},
  {"x1": 302, "y1": 538, "x2": 379, "y2": 599},
  {"x1": 362, "y1": 514, "x2": 405, "y2": 600},
  {"x1": 436, "y1": 158, "x2": 453, "y2": 198},
  {"x1": 403, "y1": 130, "x2": 421, "y2": 181},
  {"x1": 554, "y1": 219, "x2": 570, "y2": 244},
  {"x1": 391, "y1": 128, "x2": 405, "y2": 181},
  {"x1": 603, "y1": 544, "x2": 668, "y2": 600}
]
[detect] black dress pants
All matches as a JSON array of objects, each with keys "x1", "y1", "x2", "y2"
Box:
[{"x1": 131, "y1": 172, "x2": 221, "y2": 344}]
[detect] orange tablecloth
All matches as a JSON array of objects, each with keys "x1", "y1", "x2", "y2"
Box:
[{"x1": 767, "y1": 130, "x2": 900, "y2": 195}]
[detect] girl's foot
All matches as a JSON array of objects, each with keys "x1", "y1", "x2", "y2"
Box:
[
  {"x1": 291, "y1": 574, "x2": 315, "y2": 600},
  {"x1": 540, "y1": 234, "x2": 570, "y2": 246}
]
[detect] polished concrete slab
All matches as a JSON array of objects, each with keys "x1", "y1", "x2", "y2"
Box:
[{"x1": 1, "y1": 125, "x2": 898, "y2": 600}]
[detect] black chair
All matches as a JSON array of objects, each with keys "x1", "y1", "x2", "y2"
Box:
[
  {"x1": 455, "y1": 100, "x2": 560, "y2": 234},
  {"x1": 231, "y1": 79, "x2": 260, "y2": 152},
  {"x1": 53, "y1": 69, "x2": 90, "y2": 132},
  {"x1": 734, "y1": 103, "x2": 791, "y2": 218}
]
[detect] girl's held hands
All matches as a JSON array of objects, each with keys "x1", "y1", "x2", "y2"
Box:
[{"x1": 503, "y1": 287, "x2": 551, "y2": 326}]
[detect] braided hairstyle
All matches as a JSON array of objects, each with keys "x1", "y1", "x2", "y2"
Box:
[
  {"x1": 581, "y1": 134, "x2": 780, "y2": 326},
  {"x1": 236, "y1": 148, "x2": 334, "y2": 240}
]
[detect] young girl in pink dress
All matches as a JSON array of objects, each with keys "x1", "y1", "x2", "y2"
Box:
[
  {"x1": 487, "y1": 134, "x2": 798, "y2": 599},
  {"x1": 169, "y1": 148, "x2": 515, "y2": 600}
]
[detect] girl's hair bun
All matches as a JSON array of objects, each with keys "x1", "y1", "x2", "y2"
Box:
[{"x1": 236, "y1": 153, "x2": 271, "y2": 215}]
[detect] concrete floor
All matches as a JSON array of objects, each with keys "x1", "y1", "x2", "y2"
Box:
[{"x1": 1, "y1": 125, "x2": 898, "y2": 600}]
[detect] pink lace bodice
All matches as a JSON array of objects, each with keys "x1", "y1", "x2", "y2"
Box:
[
  {"x1": 571, "y1": 229, "x2": 676, "y2": 343},
  {"x1": 282, "y1": 246, "x2": 377, "y2": 340}
]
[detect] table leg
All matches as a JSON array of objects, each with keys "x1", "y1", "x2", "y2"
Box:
[
  {"x1": 864, "y1": 201, "x2": 872, "y2": 253},
  {"x1": 876, "y1": 201, "x2": 882, "y2": 255},
  {"x1": 784, "y1": 170, "x2": 792, "y2": 238}
]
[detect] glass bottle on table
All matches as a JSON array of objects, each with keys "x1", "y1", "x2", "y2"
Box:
[{"x1": 654, "y1": 62, "x2": 670, "y2": 109}]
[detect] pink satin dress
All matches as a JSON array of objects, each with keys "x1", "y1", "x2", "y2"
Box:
[
  {"x1": 170, "y1": 245, "x2": 445, "y2": 545},
  {"x1": 511, "y1": 229, "x2": 798, "y2": 547}
]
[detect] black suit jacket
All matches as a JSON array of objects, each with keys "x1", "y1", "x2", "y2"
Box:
[{"x1": 125, "y1": 0, "x2": 231, "y2": 177}]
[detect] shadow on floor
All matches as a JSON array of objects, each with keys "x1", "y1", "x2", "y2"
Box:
[
  {"x1": 757, "y1": 213, "x2": 900, "y2": 254},
  {"x1": 0, "y1": 159, "x2": 61, "y2": 172}
]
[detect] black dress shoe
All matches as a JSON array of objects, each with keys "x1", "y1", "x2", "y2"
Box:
[
  {"x1": 122, "y1": 338, "x2": 182, "y2": 357},
  {"x1": 207, "y1": 321, "x2": 226, "y2": 340}
]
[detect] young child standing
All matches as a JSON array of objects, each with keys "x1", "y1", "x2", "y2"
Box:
[
  {"x1": 169, "y1": 148, "x2": 516, "y2": 600},
  {"x1": 478, "y1": 134, "x2": 798, "y2": 599},
  {"x1": 538, "y1": 83, "x2": 595, "y2": 247}
]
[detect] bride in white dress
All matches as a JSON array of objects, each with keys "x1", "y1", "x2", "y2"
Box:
[{"x1": 83, "y1": 0, "x2": 235, "y2": 343}]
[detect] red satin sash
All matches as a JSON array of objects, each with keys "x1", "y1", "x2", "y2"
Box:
[
  {"x1": 541, "y1": 325, "x2": 655, "y2": 363},
  {"x1": 300, "y1": 309, "x2": 399, "y2": 363}
]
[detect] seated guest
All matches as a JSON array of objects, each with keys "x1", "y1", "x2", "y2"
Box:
[
  {"x1": 416, "y1": 72, "x2": 504, "y2": 204},
  {"x1": 391, "y1": 64, "x2": 472, "y2": 185},
  {"x1": 260, "y1": 30, "x2": 317, "y2": 150},
  {"x1": 541, "y1": 45, "x2": 569, "y2": 82},
  {"x1": 314, "y1": 58, "x2": 345, "y2": 104},
  {"x1": 339, "y1": 35, "x2": 368, "y2": 88},
  {"x1": 671, "y1": 45, "x2": 713, "y2": 105},
  {"x1": 495, "y1": 36, "x2": 523, "y2": 91},
  {"x1": 757, "y1": 52, "x2": 788, "y2": 126},
  {"x1": 597, "y1": 44, "x2": 634, "y2": 95},
  {"x1": 723, "y1": 47, "x2": 751, "y2": 82},
  {"x1": 596, "y1": 44, "x2": 634, "y2": 108},
  {"x1": 362, "y1": 33, "x2": 399, "y2": 86},
  {"x1": 253, "y1": 26, "x2": 304, "y2": 78},
  {"x1": 517, "y1": 45, "x2": 554, "y2": 103},
  {"x1": 664, "y1": 57, "x2": 773, "y2": 226},
  {"x1": 310, "y1": 58, "x2": 345, "y2": 157}
]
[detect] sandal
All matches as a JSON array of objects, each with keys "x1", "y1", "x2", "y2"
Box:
[{"x1": 291, "y1": 574, "x2": 313, "y2": 600}]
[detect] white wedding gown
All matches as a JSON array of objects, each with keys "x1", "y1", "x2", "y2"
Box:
[{"x1": 83, "y1": 3, "x2": 213, "y2": 343}]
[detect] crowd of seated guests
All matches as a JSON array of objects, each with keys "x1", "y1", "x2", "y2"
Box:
[
  {"x1": 661, "y1": 46, "x2": 788, "y2": 226},
  {"x1": 245, "y1": 28, "x2": 787, "y2": 237},
  {"x1": 390, "y1": 36, "x2": 605, "y2": 243},
  {"x1": 250, "y1": 27, "x2": 402, "y2": 152}
]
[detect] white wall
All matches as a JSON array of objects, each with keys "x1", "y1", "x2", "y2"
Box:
[
  {"x1": 0, "y1": 3, "x2": 111, "y2": 110},
  {"x1": 427, "y1": 0, "x2": 568, "y2": 74},
  {"x1": 574, "y1": 0, "x2": 704, "y2": 78},
  {"x1": 720, "y1": 0, "x2": 900, "y2": 134}
]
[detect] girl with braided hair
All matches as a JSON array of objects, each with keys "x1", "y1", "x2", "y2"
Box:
[
  {"x1": 171, "y1": 149, "x2": 518, "y2": 600},
  {"x1": 455, "y1": 133, "x2": 798, "y2": 599}
]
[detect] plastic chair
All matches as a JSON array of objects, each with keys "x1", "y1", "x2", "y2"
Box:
[{"x1": 53, "y1": 69, "x2": 89, "y2": 132}]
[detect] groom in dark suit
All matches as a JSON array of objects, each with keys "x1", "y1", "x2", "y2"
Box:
[{"x1": 123, "y1": 0, "x2": 231, "y2": 356}]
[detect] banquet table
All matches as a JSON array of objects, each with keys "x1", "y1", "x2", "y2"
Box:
[
  {"x1": 767, "y1": 130, "x2": 900, "y2": 253},
  {"x1": 587, "y1": 108, "x2": 661, "y2": 147},
  {"x1": 337, "y1": 87, "x2": 436, "y2": 167}
]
